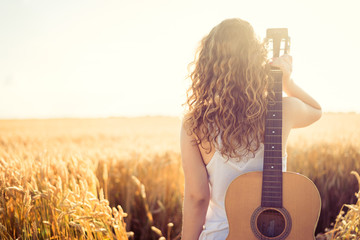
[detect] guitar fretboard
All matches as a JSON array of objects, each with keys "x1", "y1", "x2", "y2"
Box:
[{"x1": 261, "y1": 69, "x2": 283, "y2": 208}]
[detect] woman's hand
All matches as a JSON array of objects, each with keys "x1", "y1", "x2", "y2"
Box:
[{"x1": 270, "y1": 54, "x2": 293, "y2": 91}]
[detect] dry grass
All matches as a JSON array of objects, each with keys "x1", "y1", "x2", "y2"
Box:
[
  {"x1": 0, "y1": 139, "x2": 128, "y2": 239},
  {"x1": 0, "y1": 113, "x2": 359, "y2": 239},
  {"x1": 328, "y1": 171, "x2": 360, "y2": 239},
  {"x1": 286, "y1": 112, "x2": 360, "y2": 236}
]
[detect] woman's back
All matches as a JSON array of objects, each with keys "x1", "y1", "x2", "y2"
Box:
[
  {"x1": 198, "y1": 141, "x2": 287, "y2": 240},
  {"x1": 180, "y1": 18, "x2": 322, "y2": 240}
]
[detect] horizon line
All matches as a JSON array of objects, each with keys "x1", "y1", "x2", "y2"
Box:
[{"x1": 0, "y1": 111, "x2": 359, "y2": 121}]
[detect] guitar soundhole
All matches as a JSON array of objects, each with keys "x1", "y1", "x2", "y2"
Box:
[
  {"x1": 256, "y1": 209, "x2": 285, "y2": 237},
  {"x1": 251, "y1": 207, "x2": 291, "y2": 240}
]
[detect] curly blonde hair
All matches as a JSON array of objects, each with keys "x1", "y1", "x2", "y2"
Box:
[{"x1": 184, "y1": 18, "x2": 274, "y2": 160}]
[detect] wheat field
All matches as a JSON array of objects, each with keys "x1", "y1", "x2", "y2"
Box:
[{"x1": 0, "y1": 113, "x2": 359, "y2": 239}]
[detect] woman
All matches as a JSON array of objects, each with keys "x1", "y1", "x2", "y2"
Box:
[{"x1": 180, "y1": 18, "x2": 322, "y2": 240}]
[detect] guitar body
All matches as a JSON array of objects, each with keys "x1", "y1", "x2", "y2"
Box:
[{"x1": 225, "y1": 171, "x2": 321, "y2": 240}]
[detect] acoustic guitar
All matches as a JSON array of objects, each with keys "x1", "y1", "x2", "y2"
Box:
[{"x1": 224, "y1": 29, "x2": 321, "y2": 240}]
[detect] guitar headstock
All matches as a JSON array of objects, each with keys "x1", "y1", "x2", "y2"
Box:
[{"x1": 264, "y1": 28, "x2": 290, "y2": 59}]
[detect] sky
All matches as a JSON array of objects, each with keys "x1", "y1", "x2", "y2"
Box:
[{"x1": 1, "y1": 0, "x2": 360, "y2": 119}]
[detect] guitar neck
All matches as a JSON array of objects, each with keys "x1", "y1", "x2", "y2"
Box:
[{"x1": 261, "y1": 69, "x2": 283, "y2": 208}]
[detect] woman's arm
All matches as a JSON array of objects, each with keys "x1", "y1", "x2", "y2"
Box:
[
  {"x1": 272, "y1": 55, "x2": 322, "y2": 128},
  {"x1": 180, "y1": 122, "x2": 210, "y2": 240}
]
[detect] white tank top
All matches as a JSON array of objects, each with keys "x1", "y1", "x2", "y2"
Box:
[{"x1": 198, "y1": 142, "x2": 287, "y2": 240}]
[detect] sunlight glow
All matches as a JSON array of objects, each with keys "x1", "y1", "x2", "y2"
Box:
[{"x1": 0, "y1": 0, "x2": 359, "y2": 119}]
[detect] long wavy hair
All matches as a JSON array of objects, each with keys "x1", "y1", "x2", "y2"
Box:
[{"x1": 184, "y1": 18, "x2": 274, "y2": 160}]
